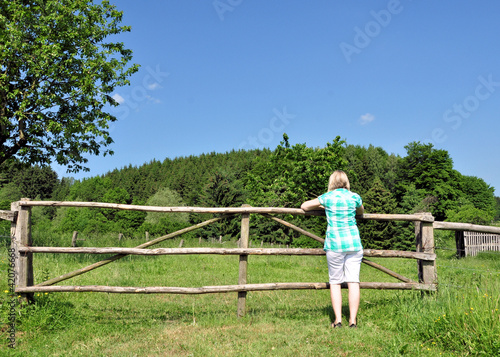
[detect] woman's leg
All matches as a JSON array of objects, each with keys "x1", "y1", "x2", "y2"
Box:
[
  {"x1": 330, "y1": 283, "x2": 342, "y2": 324},
  {"x1": 326, "y1": 251, "x2": 345, "y2": 325},
  {"x1": 347, "y1": 282, "x2": 360, "y2": 325},
  {"x1": 344, "y1": 250, "x2": 363, "y2": 326}
]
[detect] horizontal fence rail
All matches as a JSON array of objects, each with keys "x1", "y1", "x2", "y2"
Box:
[
  {"x1": 16, "y1": 281, "x2": 437, "y2": 295},
  {"x1": 433, "y1": 221, "x2": 500, "y2": 234},
  {"x1": 16, "y1": 200, "x2": 435, "y2": 222},
  {"x1": 17, "y1": 246, "x2": 436, "y2": 260},
  {"x1": 0, "y1": 209, "x2": 17, "y2": 221}
]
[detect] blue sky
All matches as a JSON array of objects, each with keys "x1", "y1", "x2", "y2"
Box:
[{"x1": 54, "y1": 0, "x2": 500, "y2": 196}]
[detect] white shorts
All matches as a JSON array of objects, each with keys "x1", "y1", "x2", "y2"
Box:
[{"x1": 326, "y1": 250, "x2": 363, "y2": 284}]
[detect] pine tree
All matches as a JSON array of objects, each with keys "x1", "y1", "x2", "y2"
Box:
[{"x1": 359, "y1": 178, "x2": 399, "y2": 250}]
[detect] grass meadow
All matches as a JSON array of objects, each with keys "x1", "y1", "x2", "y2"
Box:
[{"x1": 1, "y1": 231, "x2": 499, "y2": 356}]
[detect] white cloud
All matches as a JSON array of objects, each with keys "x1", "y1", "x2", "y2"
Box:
[
  {"x1": 359, "y1": 113, "x2": 375, "y2": 125},
  {"x1": 147, "y1": 82, "x2": 162, "y2": 90},
  {"x1": 112, "y1": 93, "x2": 125, "y2": 104},
  {"x1": 146, "y1": 95, "x2": 162, "y2": 104}
]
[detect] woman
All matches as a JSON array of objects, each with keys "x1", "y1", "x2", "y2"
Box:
[{"x1": 301, "y1": 170, "x2": 364, "y2": 328}]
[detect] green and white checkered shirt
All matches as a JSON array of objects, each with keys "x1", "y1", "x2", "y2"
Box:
[{"x1": 318, "y1": 188, "x2": 363, "y2": 252}]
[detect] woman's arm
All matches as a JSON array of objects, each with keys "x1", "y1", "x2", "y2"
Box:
[
  {"x1": 356, "y1": 204, "x2": 364, "y2": 216},
  {"x1": 301, "y1": 198, "x2": 323, "y2": 211}
]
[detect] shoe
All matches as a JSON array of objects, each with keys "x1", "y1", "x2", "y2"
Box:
[
  {"x1": 349, "y1": 324, "x2": 357, "y2": 328},
  {"x1": 331, "y1": 322, "x2": 342, "y2": 328}
]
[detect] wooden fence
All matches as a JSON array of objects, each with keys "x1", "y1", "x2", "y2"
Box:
[
  {"x1": 3, "y1": 199, "x2": 500, "y2": 316},
  {"x1": 454, "y1": 231, "x2": 500, "y2": 257}
]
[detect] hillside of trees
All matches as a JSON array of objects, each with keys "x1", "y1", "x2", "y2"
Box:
[{"x1": 1, "y1": 136, "x2": 499, "y2": 250}]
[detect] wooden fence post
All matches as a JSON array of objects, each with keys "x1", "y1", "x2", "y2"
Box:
[
  {"x1": 415, "y1": 214, "x2": 437, "y2": 287},
  {"x1": 237, "y1": 204, "x2": 250, "y2": 317},
  {"x1": 11, "y1": 199, "x2": 34, "y2": 302},
  {"x1": 455, "y1": 231, "x2": 465, "y2": 258},
  {"x1": 71, "y1": 231, "x2": 78, "y2": 247}
]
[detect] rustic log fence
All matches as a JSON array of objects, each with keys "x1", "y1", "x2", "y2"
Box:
[{"x1": 2, "y1": 199, "x2": 499, "y2": 316}]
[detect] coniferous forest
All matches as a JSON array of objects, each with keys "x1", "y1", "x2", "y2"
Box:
[{"x1": 1, "y1": 135, "x2": 499, "y2": 250}]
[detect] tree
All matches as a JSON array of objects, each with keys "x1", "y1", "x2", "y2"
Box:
[
  {"x1": 496, "y1": 196, "x2": 500, "y2": 222},
  {"x1": 247, "y1": 134, "x2": 348, "y2": 209},
  {"x1": 446, "y1": 197, "x2": 494, "y2": 226},
  {"x1": 13, "y1": 165, "x2": 58, "y2": 199},
  {"x1": 457, "y1": 175, "x2": 496, "y2": 215},
  {"x1": 245, "y1": 135, "x2": 348, "y2": 245},
  {"x1": 197, "y1": 171, "x2": 245, "y2": 241},
  {"x1": 345, "y1": 144, "x2": 399, "y2": 196},
  {"x1": 0, "y1": 0, "x2": 139, "y2": 172},
  {"x1": 144, "y1": 187, "x2": 189, "y2": 226},
  {"x1": 359, "y1": 178, "x2": 400, "y2": 249},
  {"x1": 396, "y1": 142, "x2": 460, "y2": 220}
]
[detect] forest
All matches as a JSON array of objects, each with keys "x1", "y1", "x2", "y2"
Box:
[{"x1": 1, "y1": 136, "x2": 499, "y2": 250}]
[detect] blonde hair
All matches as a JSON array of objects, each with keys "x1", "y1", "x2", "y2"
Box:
[{"x1": 328, "y1": 170, "x2": 350, "y2": 191}]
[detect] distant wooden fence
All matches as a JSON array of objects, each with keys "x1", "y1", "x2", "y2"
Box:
[
  {"x1": 2, "y1": 199, "x2": 499, "y2": 316},
  {"x1": 454, "y1": 231, "x2": 500, "y2": 257}
]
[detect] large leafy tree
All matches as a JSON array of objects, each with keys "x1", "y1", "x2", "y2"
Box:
[
  {"x1": 396, "y1": 142, "x2": 460, "y2": 220},
  {"x1": 245, "y1": 134, "x2": 348, "y2": 245},
  {"x1": 0, "y1": 0, "x2": 138, "y2": 172},
  {"x1": 457, "y1": 175, "x2": 496, "y2": 215},
  {"x1": 345, "y1": 144, "x2": 399, "y2": 196},
  {"x1": 246, "y1": 134, "x2": 348, "y2": 209}
]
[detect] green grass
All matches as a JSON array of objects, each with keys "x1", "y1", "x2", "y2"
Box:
[{"x1": 1, "y1": 233, "x2": 499, "y2": 356}]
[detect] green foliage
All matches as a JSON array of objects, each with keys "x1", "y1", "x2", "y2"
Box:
[
  {"x1": 359, "y1": 178, "x2": 401, "y2": 249},
  {"x1": 457, "y1": 175, "x2": 497, "y2": 217},
  {"x1": 446, "y1": 199, "x2": 494, "y2": 225},
  {"x1": 247, "y1": 135, "x2": 347, "y2": 208},
  {"x1": 0, "y1": 163, "x2": 58, "y2": 201},
  {"x1": 345, "y1": 144, "x2": 398, "y2": 196},
  {"x1": 144, "y1": 187, "x2": 188, "y2": 225},
  {"x1": 395, "y1": 142, "x2": 462, "y2": 221},
  {"x1": 138, "y1": 187, "x2": 189, "y2": 236},
  {"x1": 245, "y1": 135, "x2": 347, "y2": 244},
  {"x1": 199, "y1": 171, "x2": 245, "y2": 209},
  {"x1": 0, "y1": 0, "x2": 139, "y2": 171},
  {"x1": 14, "y1": 165, "x2": 58, "y2": 200},
  {"x1": 57, "y1": 207, "x2": 108, "y2": 235},
  {"x1": 67, "y1": 176, "x2": 113, "y2": 202},
  {"x1": 0, "y1": 182, "x2": 20, "y2": 202},
  {"x1": 0, "y1": 199, "x2": 10, "y2": 234},
  {"x1": 195, "y1": 171, "x2": 245, "y2": 241},
  {"x1": 496, "y1": 197, "x2": 500, "y2": 221}
]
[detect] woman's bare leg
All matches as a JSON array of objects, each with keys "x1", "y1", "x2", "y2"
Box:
[
  {"x1": 347, "y1": 282, "x2": 360, "y2": 325},
  {"x1": 330, "y1": 284, "x2": 342, "y2": 324}
]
